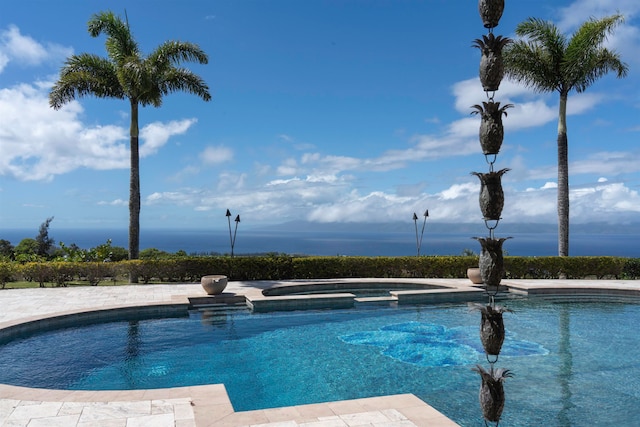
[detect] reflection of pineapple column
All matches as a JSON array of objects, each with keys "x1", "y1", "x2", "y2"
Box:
[{"x1": 471, "y1": 1, "x2": 513, "y2": 424}]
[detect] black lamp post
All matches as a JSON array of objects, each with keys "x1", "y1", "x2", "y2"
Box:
[
  {"x1": 225, "y1": 209, "x2": 240, "y2": 257},
  {"x1": 413, "y1": 209, "x2": 429, "y2": 256}
]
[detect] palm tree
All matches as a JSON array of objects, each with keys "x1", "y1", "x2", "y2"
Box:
[
  {"x1": 49, "y1": 10, "x2": 211, "y2": 267},
  {"x1": 503, "y1": 15, "x2": 628, "y2": 256}
]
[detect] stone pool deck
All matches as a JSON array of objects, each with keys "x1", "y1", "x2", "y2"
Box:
[{"x1": 0, "y1": 278, "x2": 638, "y2": 426}]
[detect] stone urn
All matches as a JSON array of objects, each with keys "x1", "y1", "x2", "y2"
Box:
[
  {"x1": 467, "y1": 267, "x2": 483, "y2": 284},
  {"x1": 201, "y1": 275, "x2": 228, "y2": 295}
]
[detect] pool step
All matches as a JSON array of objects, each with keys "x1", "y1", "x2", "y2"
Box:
[
  {"x1": 196, "y1": 302, "x2": 248, "y2": 310},
  {"x1": 188, "y1": 294, "x2": 247, "y2": 309},
  {"x1": 246, "y1": 293, "x2": 355, "y2": 312},
  {"x1": 355, "y1": 296, "x2": 397, "y2": 304}
]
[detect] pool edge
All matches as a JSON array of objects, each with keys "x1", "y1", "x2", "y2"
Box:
[{"x1": 2, "y1": 278, "x2": 639, "y2": 426}]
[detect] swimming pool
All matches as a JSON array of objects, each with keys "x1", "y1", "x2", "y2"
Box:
[{"x1": 1, "y1": 297, "x2": 639, "y2": 426}]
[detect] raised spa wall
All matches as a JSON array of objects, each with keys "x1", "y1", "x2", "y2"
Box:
[{"x1": 189, "y1": 281, "x2": 488, "y2": 313}]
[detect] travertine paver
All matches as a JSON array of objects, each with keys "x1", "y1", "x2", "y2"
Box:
[{"x1": 1, "y1": 279, "x2": 635, "y2": 426}]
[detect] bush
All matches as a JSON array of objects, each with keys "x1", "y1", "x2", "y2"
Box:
[
  {"x1": 20, "y1": 262, "x2": 54, "y2": 287},
  {"x1": 4, "y1": 255, "x2": 639, "y2": 287},
  {"x1": 504, "y1": 256, "x2": 627, "y2": 279},
  {"x1": 0, "y1": 261, "x2": 16, "y2": 288},
  {"x1": 50, "y1": 262, "x2": 77, "y2": 287},
  {"x1": 77, "y1": 262, "x2": 116, "y2": 286},
  {"x1": 622, "y1": 258, "x2": 640, "y2": 279}
]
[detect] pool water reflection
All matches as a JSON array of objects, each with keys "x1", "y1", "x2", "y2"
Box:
[{"x1": 0, "y1": 298, "x2": 639, "y2": 426}]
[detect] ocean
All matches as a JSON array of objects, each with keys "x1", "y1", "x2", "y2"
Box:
[{"x1": 1, "y1": 228, "x2": 638, "y2": 257}]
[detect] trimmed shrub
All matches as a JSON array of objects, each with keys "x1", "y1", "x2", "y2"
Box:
[
  {"x1": 20, "y1": 262, "x2": 54, "y2": 287},
  {"x1": 5, "y1": 256, "x2": 639, "y2": 286},
  {"x1": 622, "y1": 258, "x2": 640, "y2": 279},
  {"x1": 0, "y1": 261, "x2": 16, "y2": 289},
  {"x1": 77, "y1": 262, "x2": 115, "y2": 286}
]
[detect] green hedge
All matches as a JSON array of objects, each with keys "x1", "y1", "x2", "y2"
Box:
[
  {"x1": 0, "y1": 255, "x2": 638, "y2": 287},
  {"x1": 504, "y1": 256, "x2": 630, "y2": 279}
]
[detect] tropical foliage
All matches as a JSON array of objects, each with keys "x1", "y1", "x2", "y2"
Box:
[
  {"x1": 503, "y1": 14, "x2": 628, "y2": 256},
  {"x1": 49, "y1": 11, "x2": 211, "y2": 267}
]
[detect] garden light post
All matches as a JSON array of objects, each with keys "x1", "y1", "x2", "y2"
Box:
[
  {"x1": 419, "y1": 209, "x2": 429, "y2": 256},
  {"x1": 225, "y1": 209, "x2": 240, "y2": 257},
  {"x1": 413, "y1": 210, "x2": 429, "y2": 256},
  {"x1": 413, "y1": 213, "x2": 419, "y2": 256}
]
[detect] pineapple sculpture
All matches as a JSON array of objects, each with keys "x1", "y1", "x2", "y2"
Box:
[
  {"x1": 473, "y1": 365, "x2": 514, "y2": 422},
  {"x1": 470, "y1": 302, "x2": 513, "y2": 356},
  {"x1": 473, "y1": 33, "x2": 511, "y2": 92},
  {"x1": 470, "y1": 1, "x2": 513, "y2": 424},
  {"x1": 478, "y1": 0, "x2": 505, "y2": 29},
  {"x1": 471, "y1": 101, "x2": 513, "y2": 156},
  {"x1": 472, "y1": 168, "x2": 510, "y2": 221},
  {"x1": 474, "y1": 236, "x2": 511, "y2": 287}
]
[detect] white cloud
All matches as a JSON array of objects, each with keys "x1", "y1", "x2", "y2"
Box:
[
  {"x1": 0, "y1": 80, "x2": 200, "y2": 181},
  {"x1": 146, "y1": 191, "x2": 196, "y2": 206},
  {"x1": 140, "y1": 119, "x2": 197, "y2": 157},
  {"x1": 307, "y1": 191, "x2": 414, "y2": 223},
  {"x1": 167, "y1": 165, "x2": 201, "y2": 182},
  {"x1": 1, "y1": 25, "x2": 47, "y2": 64},
  {"x1": 438, "y1": 182, "x2": 478, "y2": 200},
  {"x1": 557, "y1": 0, "x2": 640, "y2": 32},
  {"x1": 276, "y1": 158, "x2": 299, "y2": 176},
  {"x1": 216, "y1": 171, "x2": 246, "y2": 191},
  {"x1": 200, "y1": 145, "x2": 234, "y2": 165},
  {"x1": 303, "y1": 178, "x2": 639, "y2": 225},
  {"x1": 97, "y1": 199, "x2": 127, "y2": 206},
  {"x1": 266, "y1": 177, "x2": 301, "y2": 186},
  {"x1": 0, "y1": 25, "x2": 72, "y2": 73},
  {"x1": 572, "y1": 151, "x2": 640, "y2": 176}
]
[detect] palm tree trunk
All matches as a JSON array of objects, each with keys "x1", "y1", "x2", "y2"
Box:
[
  {"x1": 557, "y1": 93, "x2": 569, "y2": 257},
  {"x1": 129, "y1": 100, "x2": 140, "y2": 282}
]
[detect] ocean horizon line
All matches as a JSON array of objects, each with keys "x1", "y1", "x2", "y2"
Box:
[{"x1": 1, "y1": 226, "x2": 638, "y2": 258}]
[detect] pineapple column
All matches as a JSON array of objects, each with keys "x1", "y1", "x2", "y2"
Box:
[{"x1": 471, "y1": 1, "x2": 513, "y2": 425}]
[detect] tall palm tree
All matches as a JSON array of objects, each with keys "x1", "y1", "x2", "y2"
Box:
[
  {"x1": 503, "y1": 15, "x2": 628, "y2": 256},
  {"x1": 49, "y1": 11, "x2": 211, "y2": 267}
]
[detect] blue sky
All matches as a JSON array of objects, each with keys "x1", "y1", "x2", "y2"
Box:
[{"x1": 0, "y1": 0, "x2": 639, "y2": 231}]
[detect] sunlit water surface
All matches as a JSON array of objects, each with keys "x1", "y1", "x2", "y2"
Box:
[{"x1": 1, "y1": 298, "x2": 639, "y2": 426}]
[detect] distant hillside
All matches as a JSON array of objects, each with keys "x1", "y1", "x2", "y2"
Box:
[{"x1": 257, "y1": 221, "x2": 640, "y2": 235}]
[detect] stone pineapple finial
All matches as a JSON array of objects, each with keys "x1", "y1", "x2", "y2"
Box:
[
  {"x1": 478, "y1": 0, "x2": 505, "y2": 29},
  {"x1": 471, "y1": 101, "x2": 513, "y2": 155},
  {"x1": 472, "y1": 33, "x2": 511, "y2": 92}
]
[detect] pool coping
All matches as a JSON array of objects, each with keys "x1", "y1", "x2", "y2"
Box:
[{"x1": 1, "y1": 278, "x2": 639, "y2": 426}]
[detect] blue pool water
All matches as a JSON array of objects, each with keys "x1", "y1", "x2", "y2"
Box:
[{"x1": 1, "y1": 299, "x2": 639, "y2": 426}]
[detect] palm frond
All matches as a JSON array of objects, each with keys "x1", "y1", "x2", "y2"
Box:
[
  {"x1": 157, "y1": 68, "x2": 212, "y2": 101},
  {"x1": 564, "y1": 14, "x2": 629, "y2": 92},
  {"x1": 49, "y1": 53, "x2": 123, "y2": 109},
  {"x1": 515, "y1": 17, "x2": 567, "y2": 60},
  {"x1": 149, "y1": 40, "x2": 209, "y2": 67},
  {"x1": 506, "y1": 14, "x2": 629, "y2": 95},
  {"x1": 504, "y1": 17, "x2": 568, "y2": 92},
  {"x1": 88, "y1": 10, "x2": 139, "y2": 64},
  {"x1": 568, "y1": 14, "x2": 624, "y2": 52}
]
